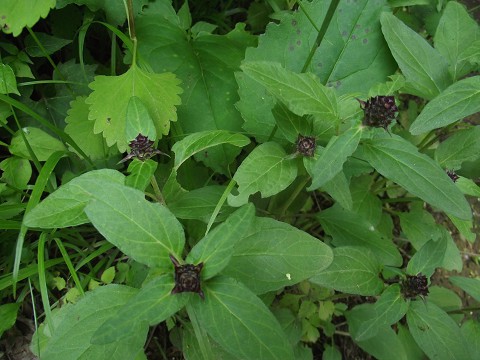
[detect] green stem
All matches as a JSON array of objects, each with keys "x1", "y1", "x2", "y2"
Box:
[
  {"x1": 150, "y1": 175, "x2": 165, "y2": 204},
  {"x1": 381, "y1": 197, "x2": 421, "y2": 203},
  {"x1": 447, "y1": 306, "x2": 480, "y2": 315},
  {"x1": 186, "y1": 304, "x2": 212, "y2": 360},
  {"x1": 300, "y1": 0, "x2": 341, "y2": 73},
  {"x1": 205, "y1": 179, "x2": 236, "y2": 236},
  {"x1": 279, "y1": 176, "x2": 311, "y2": 216},
  {"x1": 38, "y1": 232, "x2": 55, "y2": 334}
]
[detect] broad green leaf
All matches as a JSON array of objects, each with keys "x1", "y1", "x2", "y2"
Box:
[
  {"x1": 228, "y1": 142, "x2": 297, "y2": 206},
  {"x1": 449, "y1": 276, "x2": 480, "y2": 302},
  {"x1": 347, "y1": 303, "x2": 408, "y2": 360},
  {"x1": 410, "y1": 76, "x2": 480, "y2": 135},
  {"x1": 191, "y1": 276, "x2": 295, "y2": 360},
  {"x1": 428, "y1": 286, "x2": 462, "y2": 312},
  {"x1": 380, "y1": 12, "x2": 452, "y2": 99},
  {"x1": 0, "y1": 303, "x2": 20, "y2": 338},
  {"x1": 223, "y1": 217, "x2": 333, "y2": 294},
  {"x1": 407, "y1": 301, "x2": 469, "y2": 360},
  {"x1": 361, "y1": 134, "x2": 471, "y2": 220},
  {"x1": 0, "y1": 157, "x2": 31, "y2": 190},
  {"x1": 241, "y1": 61, "x2": 337, "y2": 120},
  {"x1": 92, "y1": 275, "x2": 188, "y2": 345},
  {"x1": 440, "y1": 229, "x2": 462, "y2": 272},
  {"x1": 368, "y1": 74, "x2": 406, "y2": 97},
  {"x1": 406, "y1": 230, "x2": 446, "y2": 278},
  {"x1": 318, "y1": 204, "x2": 402, "y2": 266},
  {"x1": 86, "y1": 63, "x2": 182, "y2": 151},
  {"x1": 398, "y1": 203, "x2": 443, "y2": 249},
  {"x1": 323, "y1": 345, "x2": 342, "y2": 360},
  {"x1": 168, "y1": 185, "x2": 234, "y2": 223},
  {"x1": 24, "y1": 170, "x2": 125, "y2": 228},
  {"x1": 310, "y1": 247, "x2": 383, "y2": 296},
  {"x1": 125, "y1": 96, "x2": 157, "y2": 142},
  {"x1": 0, "y1": 63, "x2": 20, "y2": 95},
  {"x1": 84, "y1": 182, "x2": 185, "y2": 268},
  {"x1": 456, "y1": 176, "x2": 480, "y2": 197},
  {"x1": 350, "y1": 175, "x2": 382, "y2": 226},
  {"x1": 172, "y1": 130, "x2": 250, "y2": 170},
  {"x1": 458, "y1": 39, "x2": 480, "y2": 66},
  {"x1": 272, "y1": 102, "x2": 312, "y2": 144},
  {"x1": 238, "y1": 0, "x2": 395, "y2": 141},
  {"x1": 461, "y1": 320, "x2": 480, "y2": 360},
  {"x1": 39, "y1": 285, "x2": 147, "y2": 360},
  {"x1": 135, "y1": 8, "x2": 255, "y2": 173},
  {"x1": 125, "y1": 159, "x2": 157, "y2": 192},
  {"x1": 24, "y1": 33, "x2": 72, "y2": 57},
  {"x1": 0, "y1": 0, "x2": 55, "y2": 37},
  {"x1": 434, "y1": 1, "x2": 480, "y2": 80},
  {"x1": 65, "y1": 97, "x2": 110, "y2": 161},
  {"x1": 448, "y1": 214, "x2": 476, "y2": 243},
  {"x1": 322, "y1": 171, "x2": 353, "y2": 211},
  {"x1": 305, "y1": 127, "x2": 362, "y2": 190},
  {"x1": 355, "y1": 285, "x2": 408, "y2": 341},
  {"x1": 9, "y1": 127, "x2": 67, "y2": 161},
  {"x1": 397, "y1": 324, "x2": 425, "y2": 360},
  {"x1": 182, "y1": 323, "x2": 239, "y2": 360},
  {"x1": 187, "y1": 204, "x2": 255, "y2": 280},
  {"x1": 435, "y1": 127, "x2": 480, "y2": 170}
]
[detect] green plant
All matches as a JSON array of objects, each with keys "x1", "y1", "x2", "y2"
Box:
[{"x1": 1, "y1": 0, "x2": 479, "y2": 359}]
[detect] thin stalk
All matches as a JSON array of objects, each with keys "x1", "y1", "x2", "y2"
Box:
[
  {"x1": 150, "y1": 176, "x2": 165, "y2": 204},
  {"x1": 381, "y1": 197, "x2": 421, "y2": 203},
  {"x1": 205, "y1": 179, "x2": 236, "y2": 236},
  {"x1": 28, "y1": 278, "x2": 40, "y2": 357},
  {"x1": 54, "y1": 238, "x2": 85, "y2": 296},
  {"x1": 447, "y1": 306, "x2": 480, "y2": 315},
  {"x1": 279, "y1": 176, "x2": 311, "y2": 216},
  {"x1": 38, "y1": 232, "x2": 55, "y2": 334}
]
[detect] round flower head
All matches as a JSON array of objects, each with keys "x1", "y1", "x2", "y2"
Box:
[
  {"x1": 358, "y1": 96, "x2": 398, "y2": 130},
  {"x1": 401, "y1": 274, "x2": 429, "y2": 299},
  {"x1": 296, "y1": 135, "x2": 316, "y2": 157},
  {"x1": 170, "y1": 254, "x2": 204, "y2": 299}
]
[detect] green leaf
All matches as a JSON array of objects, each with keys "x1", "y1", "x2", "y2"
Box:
[
  {"x1": 0, "y1": 0, "x2": 55, "y2": 37},
  {"x1": 228, "y1": 142, "x2": 297, "y2": 206},
  {"x1": 322, "y1": 171, "x2": 353, "y2": 211},
  {"x1": 456, "y1": 176, "x2": 480, "y2": 197},
  {"x1": 407, "y1": 301, "x2": 469, "y2": 360},
  {"x1": 398, "y1": 203, "x2": 443, "y2": 249},
  {"x1": 223, "y1": 216, "x2": 333, "y2": 294},
  {"x1": 65, "y1": 97, "x2": 110, "y2": 161},
  {"x1": 101, "y1": 267, "x2": 116, "y2": 284},
  {"x1": 347, "y1": 303, "x2": 408, "y2": 360},
  {"x1": 323, "y1": 345, "x2": 342, "y2": 360},
  {"x1": 448, "y1": 214, "x2": 476, "y2": 243},
  {"x1": 241, "y1": 61, "x2": 337, "y2": 120},
  {"x1": 434, "y1": 1, "x2": 480, "y2": 80},
  {"x1": 380, "y1": 12, "x2": 452, "y2": 99},
  {"x1": 24, "y1": 32, "x2": 72, "y2": 57},
  {"x1": 191, "y1": 276, "x2": 295, "y2": 360},
  {"x1": 24, "y1": 169, "x2": 125, "y2": 228},
  {"x1": 305, "y1": 127, "x2": 362, "y2": 190},
  {"x1": 125, "y1": 96, "x2": 157, "y2": 142},
  {"x1": 435, "y1": 127, "x2": 480, "y2": 170},
  {"x1": 355, "y1": 285, "x2": 408, "y2": 341},
  {"x1": 461, "y1": 320, "x2": 480, "y2": 360},
  {"x1": 361, "y1": 134, "x2": 471, "y2": 220},
  {"x1": 9, "y1": 127, "x2": 67, "y2": 161},
  {"x1": 318, "y1": 204, "x2": 402, "y2": 266},
  {"x1": 135, "y1": 8, "x2": 255, "y2": 172},
  {"x1": 410, "y1": 76, "x2": 480, "y2": 135},
  {"x1": 38, "y1": 285, "x2": 147, "y2": 360},
  {"x1": 86, "y1": 63, "x2": 182, "y2": 151},
  {"x1": 125, "y1": 159, "x2": 157, "y2": 192},
  {"x1": 0, "y1": 63, "x2": 20, "y2": 95},
  {"x1": 272, "y1": 102, "x2": 312, "y2": 144},
  {"x1": 238, "y1": 0, "x2": 395, "y2": 141},
  {"x1": 310, "y1": 247, "x2": 384, "y2": 296},
  {"x1": 449, "y1": 276, "x2": 480, "y2": 302},
  {"x1": 0, "y1": 157, "x2": 31, "y2": 190},
  {"x1": 172, "y1": 130, "x2": 250, "y2": 170},
  {"x1": 182, "y1": 323, "x2": 239, "y2": 360},
  {"x1": 92, "y1": 275, "x2": 188, "y2": 345},
  {"x1": 84, "y1": 182, "x2": 185, "y2": 268},
  {"x1": 186, "y1": 204, "x2": 255, "y2": 280},
  {"x1": 168, "y1": 185, "x2": 234, "y2": 223},
  {"x1": 458, "y1": 39, "x2": 480, "y2": 66},
  {"x1": 0, "y1": 303, "x2": 20, "y2": 338}
]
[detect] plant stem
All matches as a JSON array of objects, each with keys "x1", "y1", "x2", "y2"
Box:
[
  {"x1": 150, "y1": 175, "x2": 165, "y2": 204},
  {"x1": 447, "y1": 306, "x2": 480, "y2": 315},
  {"x1": 279, "y1": 176, "x2": 311, "y2": 216}
]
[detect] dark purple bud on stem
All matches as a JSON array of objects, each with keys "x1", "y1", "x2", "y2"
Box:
[
  {"x1": 170, "y1": 254, "x2": 205, "y2": 300},
  {"x1": 401, "y1": 273, "x2": 429, "y2": 299},
  {"x1": 296, "y1": 135, "x2": 316, "y2": 157}
]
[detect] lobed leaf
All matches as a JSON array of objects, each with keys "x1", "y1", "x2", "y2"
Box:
[
  {"x1": 410, "y1": 76, "x2": 480, "y2": 135},
  {"x1": 0, "y1": 0, "x2": 55, "y2": 37},
  {"x1": 361, "y1": 133, "x2": 471, "y2": 220},
  {"x1": 191, "y1": 276, "x2": 295, "y2": 360},
  {"x1": 223, "y1": 216, "x2": 333, "y2": 294},
  {"x1": 380, "y1": 12, "x2": 452, "y2": 99},
  {"x1": 86, "y1": 63, "x2": 182, "y2": 151}
]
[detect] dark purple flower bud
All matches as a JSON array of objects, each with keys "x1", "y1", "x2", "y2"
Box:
[
  {"x1": 170, "y1": 254, "x2": 204, "y2": 299},
  {"x1": 401, "y1": 274, "x2": 429, "y2": 299},
  {"x1": 119, "y1": 133, "x2": 168, "y2": 163},
  {"x1": 446, "y1": 170, "x2": 459, "y2": 182},
  {"x1": 358, "y1": 96, "x2": 398, "y2": 130},
  {"x1": 296, "y1": 135, "x2": 316, "y2": 157}
]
